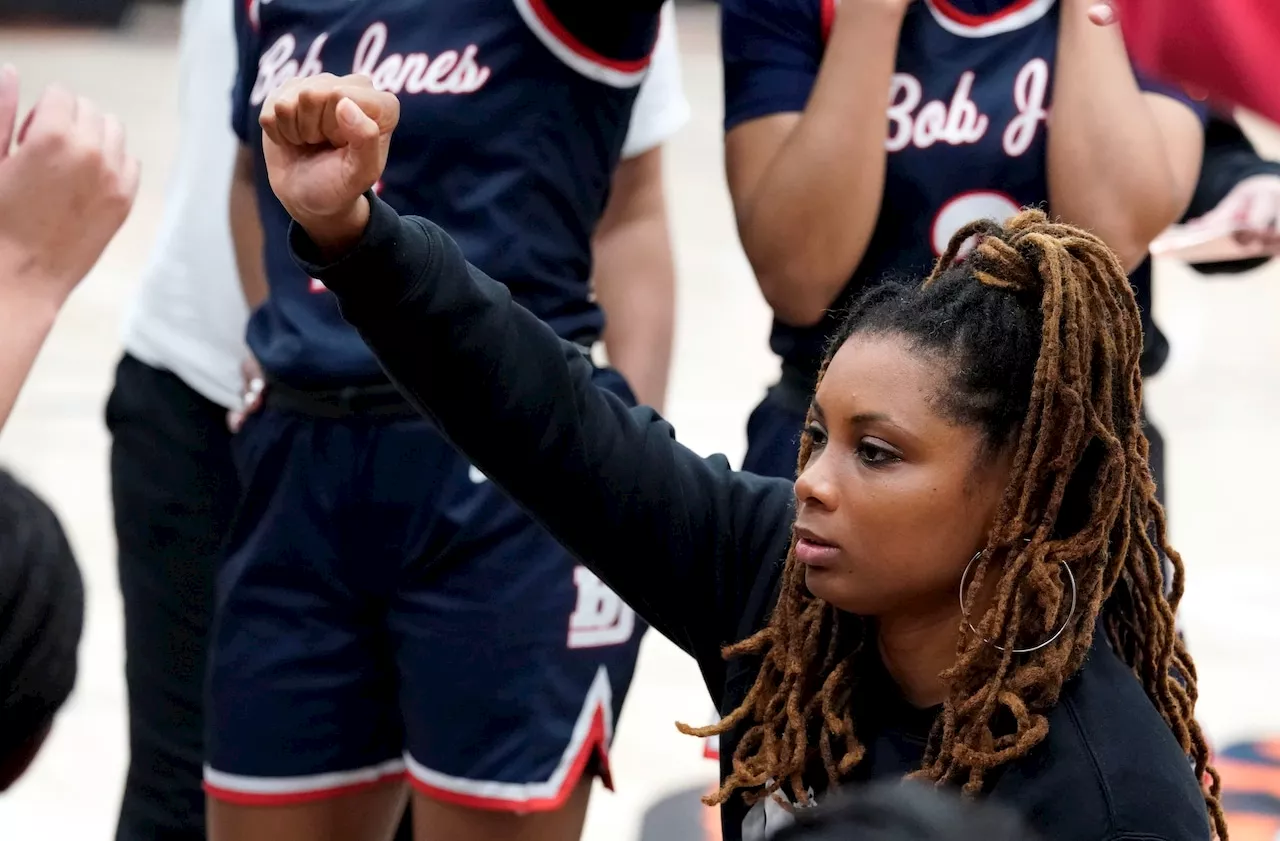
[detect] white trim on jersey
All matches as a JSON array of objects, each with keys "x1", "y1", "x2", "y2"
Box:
[
  {"x1": 923, "y1": 0, "x2": 1058, "y2": 39},
  {"x1": 203, "y1": 758, "x2": 407, "y2": 802},
  {"x1": 512, "y1": 0, "x2": 653, "y2": 89},
  {"x1": 403, "y1": 666, "x2": 616, "y2": 809}
]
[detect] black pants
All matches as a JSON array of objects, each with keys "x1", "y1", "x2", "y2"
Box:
[
  {"x1": 106, "y1": 354, "x2": 416, "y2": 841},
  {"x1": 106, "y1": 354, "x2": 239, "y2": 841}
]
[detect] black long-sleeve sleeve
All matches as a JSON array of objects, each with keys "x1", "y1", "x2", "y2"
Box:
[
  {"x1": 1182, "y1": 116, "x2": 1280, "y2": 276},
  {"x1": 290, "y1": 194, "x2": 795, "y2": 700}
]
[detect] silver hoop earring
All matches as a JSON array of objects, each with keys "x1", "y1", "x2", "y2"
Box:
[{"x1": 958, "y1": 550, "x2": 1078, "y2": 654}]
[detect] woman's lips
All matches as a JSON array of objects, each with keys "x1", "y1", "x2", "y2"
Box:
[{"x1": 794, "y1": 527, "x2": 840, "y2": 568}]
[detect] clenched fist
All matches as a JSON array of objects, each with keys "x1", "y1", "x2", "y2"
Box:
[
  {"x1": 0, "y1": 64, "x2": 139, "y2": 307},
  {"x1": 259, "y1": 73, "x2": 400, "y2": 255}
]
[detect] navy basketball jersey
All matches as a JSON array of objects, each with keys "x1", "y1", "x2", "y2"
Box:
[
  {"x1": 722, "y1": 0, "x2": 1204, "y2": 386},
  {"x1": 233, "y1": 0, "x2": 663, "y2": 386}
]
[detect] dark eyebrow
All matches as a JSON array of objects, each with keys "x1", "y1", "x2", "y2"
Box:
[
  {"x1": 851, "y1": 412, "x2": 893, "y2": 425},
  {"x1": 808, "y1": 401, "x2": 825, "y2": 422}
]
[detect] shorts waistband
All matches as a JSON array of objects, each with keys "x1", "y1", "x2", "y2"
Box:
[
  {"x1": 263, "y1": 378, "x2": 420, "y2": 420},
  {"x1": 262, "y1": 340, "x2": 598, "y2": 420}
]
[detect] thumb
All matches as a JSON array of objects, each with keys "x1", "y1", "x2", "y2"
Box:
[{"x1": 335, "y1": 97, "x2": 380, "y2": 148}]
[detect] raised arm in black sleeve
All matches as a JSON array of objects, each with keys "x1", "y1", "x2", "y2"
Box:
[
  {"x1": 289, "y1": 194, "x2": 795, "y2": 700},
  {"x1": 1183, "y1": 116, "x2": 1280, "y2": 275},
  {"x1": 535, "y1": 0, "x2": 668, "y2": 69}
]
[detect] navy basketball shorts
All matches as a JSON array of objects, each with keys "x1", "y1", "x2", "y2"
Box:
[
  {"x1": 203, "y1": 368, "x2": 646, "y2": 812},
  {"x1": 741, "y1": 384, "x2": 807, "y2": 480}
]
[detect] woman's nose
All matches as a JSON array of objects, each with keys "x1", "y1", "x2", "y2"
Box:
[{"x1": 795, "y1": 451, "x2": 837, "y2": 510}]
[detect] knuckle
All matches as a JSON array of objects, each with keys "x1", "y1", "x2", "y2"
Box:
[{"x1": 31, "y1": 126, "x2": 70, "y2": 156}]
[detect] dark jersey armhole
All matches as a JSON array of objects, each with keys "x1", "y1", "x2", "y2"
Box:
[{"x1": 513, "y1": 0, "x2": 662, "y2": 89}]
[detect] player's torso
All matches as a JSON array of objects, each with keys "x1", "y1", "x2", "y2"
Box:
[
  {"x1": 244, "y1": 0, "x2": 640, "y2": 385},
  {"x1": 873, "y1": 0, "x2": 1058, "y2": 270},
  {"x1": 776, "y1": 0, "x2": 1062, "y2": 378}
]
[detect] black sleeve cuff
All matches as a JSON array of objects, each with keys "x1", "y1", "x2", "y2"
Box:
[
  {"x1": 288, "y1": 192, "x2": 439, "y2": 310},
  {"x1": 1183, "y1": 119, "x2": 1280, "y2": 221}
]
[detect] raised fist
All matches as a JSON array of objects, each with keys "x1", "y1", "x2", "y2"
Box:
[
  {"x1": 0, "y1": 64, "x2": 139, "y2": 306},
  {"x1": 259, "y1": 73, "x2": 400, "y2": 251}
]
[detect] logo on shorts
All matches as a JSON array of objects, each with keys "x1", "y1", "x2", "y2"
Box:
[{"x1": 568, "y1": 567, "x2": 635, "y2": 649}]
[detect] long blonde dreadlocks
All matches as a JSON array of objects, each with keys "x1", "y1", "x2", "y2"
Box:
[{"x1": 679, "y1": 210, "x2": 1226, "y2": 839}]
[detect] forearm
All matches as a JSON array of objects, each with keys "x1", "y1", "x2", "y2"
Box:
[
  {"x1": 593, "y1": 150, "x2": 676, "y2": 411},
  {"x1": 301, "y1": 195, "x2": 790, "y2": 658},
  {"x1": 1048, "y1": 0, "x2": 1201, "y2": 267},
  {"x1": 733, "y1": 4, "x2": 904, "y2": 326},
  {"x1": 0, "y1": 282, "x2": 60, "y2": 431},
  {"x1": 230, "y1": 148, "x2": 269, "y2": 309}
]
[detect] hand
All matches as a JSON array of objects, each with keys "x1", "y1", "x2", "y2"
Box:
[
  {"x1": 1187, "y1": 174, "x2": 1280, "y2": 253},
  {"x1": 259, "y1": 73, "x2": 399, "y2": 255},
  {"x1": 227, "y1": 356, "x2": 266, "y2": 433},
  {"x1": 0, "y1": 65, "x2": 139, "y2": 307}
]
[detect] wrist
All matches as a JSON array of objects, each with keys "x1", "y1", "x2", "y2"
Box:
[
  {"x1": 0, "y1": 245, "x2": 72, "y2": 323},
  {"x1": 298, "y1": 196, "x2": 371, "y2": 260}
]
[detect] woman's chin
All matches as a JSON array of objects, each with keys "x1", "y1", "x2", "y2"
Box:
[{"x1": 804, "y1": 566, "x2": 868, "y2": 614}]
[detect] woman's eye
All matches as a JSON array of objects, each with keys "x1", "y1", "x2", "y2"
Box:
[
  {"x1": 857, "y1": 441, "x2": 900, "y2": 467},
  {"x1": 805, "y1": 424, "x2": 828, "y2": 448}
]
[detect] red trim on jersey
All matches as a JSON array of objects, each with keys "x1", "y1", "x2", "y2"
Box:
[
  {"x1": 820, "y1": 0, "x2": 837, "y2": 42},
  {"x1": 525, "y1": 0, "x2": 654, "y2": 74},
  {"x1": 406, "y1": 706, "x2": 613, "y2": 813},
  {"x1": 203, "y1": 769, "x2": 407, "y2": 806},
  {"x1": 927, "y1": 0, "x2": 1039, "y2": 27}
]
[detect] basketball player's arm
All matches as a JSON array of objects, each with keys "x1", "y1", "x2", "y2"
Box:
[
  {"x1": 228, "y1": 0, "x2": 267, "y2": 309},
  {"x1": 724, "y1": 0, "x2": 908, "y2": 327},
  {"x1": 299, "y1": 194, "x2": 795, "y2": 689},
  {"x1": 229, "y1": 147, "x2": 269, "y2": 309},
  {"x1": 593, "y1": 152, "x2": 676, "y2": 411},
  {"x1": 0, "y1": 284, "x2": 58, "y2": 432},
  {"x1": 1048, "y1": 0, "x2": 1206, "y2": 271},
  {"x1": 591, "y1": 12, "x2": 686, "y2": 411},
  {"x1": 0, "y1": 76, "x2": 137, "y2": 431}
]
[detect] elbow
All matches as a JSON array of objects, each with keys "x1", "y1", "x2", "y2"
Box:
[
  {"x1": 755, "y1": 263, "x2": 840, "y2": 327},
  {"x1": 1113, "y1": 238, "x2": 1153, "y2": 274},
  {"x1": 1059, "y1": 192, "x2": 1187, "y2": 273},
  {"x1": 1115, "y1": 195, "x2": 1190, "y2": 272},
  {"x1": 736, "y1": 211, "x2": 860, "y2": 327},
  {"x1": 1082, "y1": 219, "x2": 1161, "y2": 274}
]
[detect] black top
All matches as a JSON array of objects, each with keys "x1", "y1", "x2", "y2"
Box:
[
  {"x1": 1184, "y1": 116, "x2": 1280, "y2": 276},
  {"x1": 295, "y1": 195, "x2": 1213, "y2": 841},
  {"x1": 1132, "y1": 115, "x2": 1279, "y2": 377}
]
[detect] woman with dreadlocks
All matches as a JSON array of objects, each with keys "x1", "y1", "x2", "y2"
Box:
[{"x1": 257, "y1": 78, "x2": 1223, "y2": 841}]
